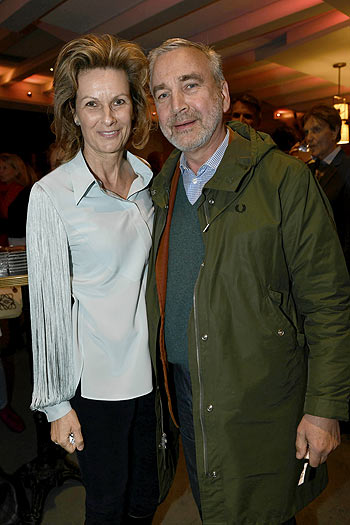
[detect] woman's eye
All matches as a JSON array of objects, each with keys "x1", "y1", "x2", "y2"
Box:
[
  {"x1": 86, "y1": 101, "x2": 96, "y2": 107},
  {"x1": 114, "y1": 99, "x2": 125, "y2": 106}
]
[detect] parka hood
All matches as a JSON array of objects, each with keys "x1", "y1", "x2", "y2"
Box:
[{"x1": 151, "y1": 120, "x2": 277, "y2": 207}]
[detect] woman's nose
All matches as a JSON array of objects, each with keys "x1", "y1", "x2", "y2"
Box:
[{"x1": 102, "y1": 106, "x2": 116, "y2": 125}]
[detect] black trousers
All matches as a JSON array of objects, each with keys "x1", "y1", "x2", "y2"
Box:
[{"x1": 71, "y1": 386, "x2": 159, "y2": 524}]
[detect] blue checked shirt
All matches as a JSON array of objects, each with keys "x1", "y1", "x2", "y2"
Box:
[{"x1": 180, "y1": 130, "x2": 229, "y2": 204}]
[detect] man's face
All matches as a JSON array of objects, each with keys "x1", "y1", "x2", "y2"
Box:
[
  {"x1": 151, "y1": 47, "x2": 230, "y2": 153},
  {"x1": 231, "y1": 101, "x2": 259, "y2": 129},
  {"x1": 303, "y1": 116, "x2": 339, "y2": 160}
]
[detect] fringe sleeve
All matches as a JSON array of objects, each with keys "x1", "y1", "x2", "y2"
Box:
[{"x1": 26, "y1": 183, "x2": 75, "y2": 410}]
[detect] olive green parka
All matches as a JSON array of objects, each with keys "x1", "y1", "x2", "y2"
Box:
[{"x1": 146, "y1": 122, "x2": 350, "y2": 524}]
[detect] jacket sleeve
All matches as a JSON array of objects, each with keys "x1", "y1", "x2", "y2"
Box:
[
  {"x1": 280, "y1": 160, "x2": 350, "y2": 421},
  {"x1": 26, "y1": 183, "x2": 75, "y2": 421}
]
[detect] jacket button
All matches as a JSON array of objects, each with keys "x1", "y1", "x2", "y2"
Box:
[
  {"x1": 277, "y1": 329, "x2": 285, "y2": 336},
  {"x1": 201, "y1": 334, "x2": 208, "y2": 341},
  {"x1": 209, "y1": 471, "x2": 217, "y2": 479},
  {"x1": 201, "y1": 262, "x2": 205, "y2": 267},
  {"x1": 151, "y1": 189, "x2": 156, "y2": 195},
  {"x1": 207, "y1": 404, "x2": 213, "y2": 412},
  {"x1": 208, "y1": 198, "x2": 215, "y2": 205}
]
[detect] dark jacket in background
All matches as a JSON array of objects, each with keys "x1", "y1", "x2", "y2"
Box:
[{"x1": 312, "y1": 148, "x2": 350, "y2": 270}]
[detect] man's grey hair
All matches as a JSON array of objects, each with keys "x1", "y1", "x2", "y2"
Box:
[{"x1": 148, "y1": 38, "x2": 225, "y2": 90}]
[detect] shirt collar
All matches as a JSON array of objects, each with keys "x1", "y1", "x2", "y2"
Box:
[
  {"x1": 71, "y1": 150, "x2": 153, "y2": 205},
  {"x1": 179, "y1": 129, "x2": 229, "y2": 175},
  {"x1": 322, "y1": 145, "x2": 341, "y2": 165}
]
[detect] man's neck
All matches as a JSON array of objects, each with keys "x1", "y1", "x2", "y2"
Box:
[
  {"x1": 184, "y1": 124, "x2": 227, "y2": 175},
  {"x1": 320, "y1": 145, "x2": 341, "y2": 164}
]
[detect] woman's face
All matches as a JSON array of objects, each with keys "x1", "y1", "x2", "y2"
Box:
[
  {"x1": 74, "y1": 68, "x2": 133, "y2": 162},
  {"x1": 0, "y1": 159, "x2": 17, "y2": 183}
]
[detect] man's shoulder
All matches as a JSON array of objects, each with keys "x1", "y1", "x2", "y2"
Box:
[{"x1": 333, "y1": 148, "x2": 350, "y2": 169}]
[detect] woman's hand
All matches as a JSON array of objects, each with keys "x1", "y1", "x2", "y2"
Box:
[{"x1": 51, "y1": 408, "x2": 84, "y2": 453}]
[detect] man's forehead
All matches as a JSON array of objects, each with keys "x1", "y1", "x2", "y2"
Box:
[
  {"x1": 152, "y1": 47, "x2": 210, "y2": 78},
  {"x1": 232, "y1": 101, "x2": 255, "y2": 114},
  {"x1": 304, "y1": 117, "x2": 324, "y2": 129}
]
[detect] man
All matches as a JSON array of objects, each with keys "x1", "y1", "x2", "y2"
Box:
[
  {"x1": 146, "y1": 38, "x2": 350, "y2": 524},
  {"x1": 303, "y1": 104, "x2": 350, "y2": 270},
  {"x1": 230, "y1": 93, "x2": 262, "y2": 129}
]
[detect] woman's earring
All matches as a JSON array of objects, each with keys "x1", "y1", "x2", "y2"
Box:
[{"x1": 74, "y1": 118, "x2": 80, "y2": 126}]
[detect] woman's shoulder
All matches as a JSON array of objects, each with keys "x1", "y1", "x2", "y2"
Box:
[{"x1": 35, "y1": 153, "x2": 84, "y2": 197}]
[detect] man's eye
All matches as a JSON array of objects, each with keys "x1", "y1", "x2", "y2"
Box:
[
  {"x1": 186, "y1": 83, "x2": 198, "y2": 89},
  {"x1": 157, "y1": 92, "x2": 168, "y2": 100}
]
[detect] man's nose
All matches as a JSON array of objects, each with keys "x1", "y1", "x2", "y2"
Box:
[{"x1": 171, "y1": 91, "x2": 188, "y2": 114}]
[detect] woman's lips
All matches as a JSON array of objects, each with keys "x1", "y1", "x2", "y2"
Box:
[{"x1": 98, "y1": 130, "x2": 119, "y2": 137}]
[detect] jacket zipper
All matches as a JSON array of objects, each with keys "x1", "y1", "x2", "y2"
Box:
[{"x1": 193, "y1": 262, "x2": 208, "y2": 475}]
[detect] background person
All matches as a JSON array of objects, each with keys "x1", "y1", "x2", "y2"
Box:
[
  {"x1": 146, "y1": 38, "x2": 350, "y2": 524},
  {"x1": 26, "y1": 34, "x2": 159, "y2": 524},
  {"x1": 302, "y1": 104, "x2": 350, "y2": 271},
  {"x1": 0, "y1": 153, "x2": 37, "y2": 246},
  {"x1": 230, "y1": 92, "x2": 262, "y2": 129}
]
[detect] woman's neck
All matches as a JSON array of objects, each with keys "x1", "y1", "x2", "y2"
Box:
[{"x1": 83, "y1": 149, "x2": 136, "y2": 199}]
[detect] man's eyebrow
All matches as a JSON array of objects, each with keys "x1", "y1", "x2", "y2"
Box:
[
  {"x1": 179, "y1": 73, "x2": 203, "y2": 83},
  {"x1": 152, "y1": 83, "x2": 166, "y2": 95},
  {"x1": 152, "y1": 73, "x2": 204, "y2": 95}
]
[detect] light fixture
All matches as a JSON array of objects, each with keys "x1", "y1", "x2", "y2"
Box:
[
  {"x1": 333, "y1": 62, "x2": 349, "y2": 144},
  {"x1": 27, "y1": 91, "x2": 32, "y2": 97},
  {"x1": 273, "y1": 108, "x2": 295, "y2": 120}
]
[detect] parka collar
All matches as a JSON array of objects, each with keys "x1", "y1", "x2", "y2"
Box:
[{"x1": 151, "y1": 121, "x2": 276, "y2": 207}]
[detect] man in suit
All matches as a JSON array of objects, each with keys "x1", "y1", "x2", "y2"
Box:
[{"x1": 303, "y1": 104, "x2": 350, "y2": 270}]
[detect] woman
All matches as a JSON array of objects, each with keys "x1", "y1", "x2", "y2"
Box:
[
  {"x1": 26, "y1": 34, "x2": 158, "y2": 524},
  {"x1": 0, "y1": 153, "x2": 37, "y2": 246}
]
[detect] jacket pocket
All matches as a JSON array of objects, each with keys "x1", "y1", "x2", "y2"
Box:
[{"x1": 266, "y1": 286, "x2": 297, "y2": 342}]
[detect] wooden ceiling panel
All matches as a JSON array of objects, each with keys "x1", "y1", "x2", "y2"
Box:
[{"x1": 0, "y1": 0, "x2": 349, "y2": 114}]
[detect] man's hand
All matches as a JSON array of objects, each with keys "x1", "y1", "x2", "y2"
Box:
[
  {"x1": 288, "y1": 142, "x2": 312, "y2": 163},
  {"x1": 51, "y1": 408, "x2": 84, "y2": 454},
  {"x1": 296, "y1": 413, "x2": 340, "y2": 467}
]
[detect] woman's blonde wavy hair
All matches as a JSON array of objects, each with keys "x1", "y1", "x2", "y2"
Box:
[
  {"x1": 52, "y1": 34, "x2": 151, "y2": 164},
  {"x1": 0, "y1": 153, "x2": 37, "y2": 186}
]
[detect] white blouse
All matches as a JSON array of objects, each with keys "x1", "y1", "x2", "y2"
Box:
[{"x1": 27, "y1": 151, "x2": 154, "y2": 422}]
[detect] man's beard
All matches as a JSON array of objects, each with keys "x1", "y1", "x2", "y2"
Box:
[{"x1": 159, "y1": 93, "x2": 223, "y2": 152}]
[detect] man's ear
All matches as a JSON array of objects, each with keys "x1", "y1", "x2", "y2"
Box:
[
  {"x1": 221, "y1": 80, "x2": 230, "y2": 114},
  {"x1": 333, "y1": 125, "x2": 340, "y2": 143}
]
